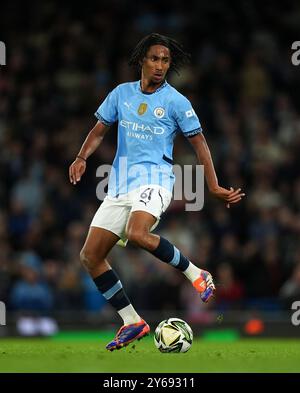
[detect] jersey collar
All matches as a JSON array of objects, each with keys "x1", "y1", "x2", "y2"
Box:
[{"x1": 138, "y1": 80, "x2": 168, "y2": 95}]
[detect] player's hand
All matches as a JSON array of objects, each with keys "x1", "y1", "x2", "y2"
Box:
[
  {"x1": 69, "y1": 157, "x2": 86, "y2": 185},
  {"x1": 210, "y1": 186, "x2": 245, "y2": 208}
]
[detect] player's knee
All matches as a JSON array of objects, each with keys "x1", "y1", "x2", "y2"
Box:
[
  {"x1": 126, "y1": 228, "x2": 149, "y2": 248},
  {"x1": 80, "y1": 248, "x2": 99, "y2": 271}
]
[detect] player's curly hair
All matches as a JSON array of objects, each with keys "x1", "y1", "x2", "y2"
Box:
[{"x1": 129, "y1": 33, "x2": 190, "y2": 74}]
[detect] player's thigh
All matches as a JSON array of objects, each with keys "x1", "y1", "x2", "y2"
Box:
[
  {"x1": 128, "y1": 185, "x2": 172, "y2": 232},
  {"x1": 81, "y1": 226, "x2": 119, "y2": 261},
  {"x1": 87, "y1": 197, "x2": 131, "y2": 255},
  {"x1": 91, "y1": 196, "x2": 131, "y2": 239},
  {"x1": 126, "y1": 210, "x2": 157, "y2": 236}
]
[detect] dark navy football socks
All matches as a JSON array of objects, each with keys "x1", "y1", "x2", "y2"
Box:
[
  {"x1": 93, "y1": 269, "x2": 131, "y2": 311},
  {"x1": 151, "y1": 236, "x2": 190, "y2": 271}
]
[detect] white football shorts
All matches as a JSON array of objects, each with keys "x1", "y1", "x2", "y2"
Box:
[{"x1": 90, "y1": 185, "x2": 172, "y2": 246}]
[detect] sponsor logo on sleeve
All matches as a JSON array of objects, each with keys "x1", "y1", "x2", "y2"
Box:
[{"x1": 185, "y1": 109, "x2": 196, "y2": 118}]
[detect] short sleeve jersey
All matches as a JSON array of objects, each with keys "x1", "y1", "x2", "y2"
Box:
[{"x1": 95, "y1": 80, "x2": 202, "y2": 197}]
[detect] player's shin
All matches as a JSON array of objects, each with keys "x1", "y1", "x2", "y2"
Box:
[
  {"x1": 150, "y1": 236, "x2": 198, "y2": 275},
  {"x1": 93, "y1": 269, "x2": 141, "y2": 324},
  {"x1": 150, "y1": 236, "x2": 215, "y2": 301}
]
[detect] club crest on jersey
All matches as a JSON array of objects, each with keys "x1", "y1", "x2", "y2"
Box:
[
  {"x1": 138, "y1": 103, "x2": 148, "y2": 115},
  {"x1": 154, "y1": 107, "x2": 165, "y2": 118}
]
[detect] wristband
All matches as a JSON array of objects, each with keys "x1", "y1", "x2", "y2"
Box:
[{"x1": 76, "y1": 155, "x2": 86, "y2": 162}]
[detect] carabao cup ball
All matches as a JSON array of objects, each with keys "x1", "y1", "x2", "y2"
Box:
[{"x1": 154, "y1": 318, "x2": 193, "y2": 353}]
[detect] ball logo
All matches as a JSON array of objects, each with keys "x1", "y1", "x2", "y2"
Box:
[{"x1": 154, "y1": 107, "x2": 165, "y2": 118}]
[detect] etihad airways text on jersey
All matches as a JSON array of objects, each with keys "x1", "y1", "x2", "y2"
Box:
[{"x1": 120, "y1": 120, "x2": 165, "y2": 135}]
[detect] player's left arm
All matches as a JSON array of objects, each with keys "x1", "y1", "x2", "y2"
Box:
[{"x1": 188, "y1": 133, "x2": 245, "y2": 208}]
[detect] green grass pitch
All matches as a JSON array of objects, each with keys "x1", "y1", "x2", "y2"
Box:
[{"x1": 0, "y1": 332, "x2": 300, "y2": 373}]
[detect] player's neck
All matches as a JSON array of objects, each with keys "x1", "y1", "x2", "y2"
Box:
[{"x1": 140, "y1": 78, "x2": 164, "y2": 93}]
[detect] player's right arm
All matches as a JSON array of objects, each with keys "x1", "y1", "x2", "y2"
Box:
[{"x1": 69, "y1": 121, "x2": 109, "y2": 185}]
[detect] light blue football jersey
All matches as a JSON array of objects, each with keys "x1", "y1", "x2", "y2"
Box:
[{"x1": 95, "y1": 80, "x2": 202, "y2": 197}]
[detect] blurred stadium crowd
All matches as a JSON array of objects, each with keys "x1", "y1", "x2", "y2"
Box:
[{"x1": 1, "y1": 0, "x2": 300, "y2": 328}]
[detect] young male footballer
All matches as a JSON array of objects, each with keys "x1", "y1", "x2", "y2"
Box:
[{"x1": 69, "y1": 33, "x2": 245, "y2": 351}]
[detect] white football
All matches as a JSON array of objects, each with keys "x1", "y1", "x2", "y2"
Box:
[{"x1": 154, "y1": 318, "x2": 193, "y2": 353}]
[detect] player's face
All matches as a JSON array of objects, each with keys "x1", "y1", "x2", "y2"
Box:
[{"x1": 142, "y1": 45, "x2": 171, "y2": 84}]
